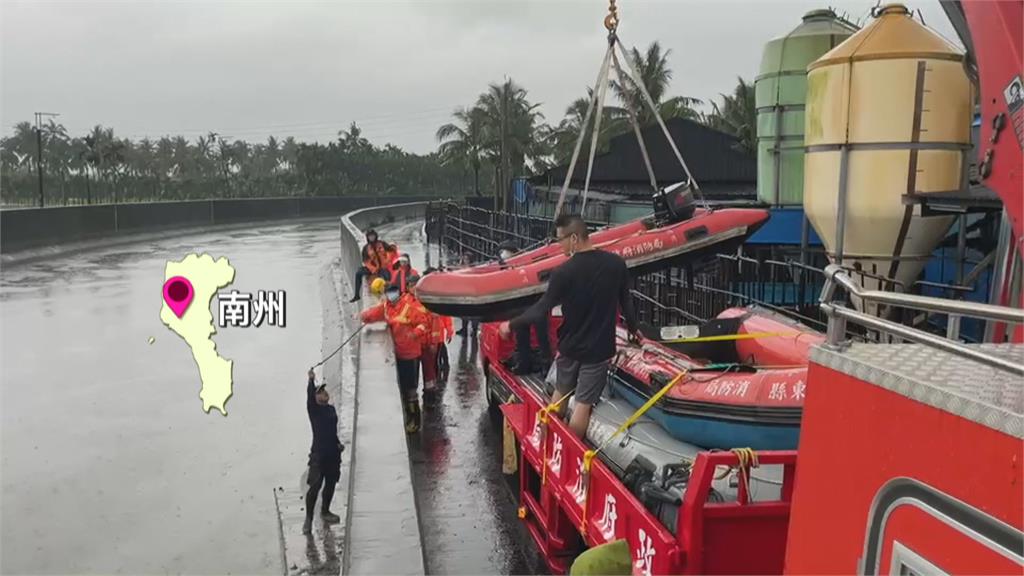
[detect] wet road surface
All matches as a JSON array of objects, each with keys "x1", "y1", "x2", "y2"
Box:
[
  {"x1": 1, "y1": 220, "x2": 346, "y2": 574},
  {"x1": 402, "y1": 239, "x2": 547, "y2": 575}
]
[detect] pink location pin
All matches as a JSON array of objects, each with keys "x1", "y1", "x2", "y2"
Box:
[{"x1": 163, "y1": 276, "x2": 195, "y2": 318}]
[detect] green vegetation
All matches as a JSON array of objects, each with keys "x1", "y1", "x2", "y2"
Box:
[
  {"x1": 2, "y1": 41, "x2": 755, "y2": 208},
  {"x1": 0, "y1": 121, "x2": 466, "y2": 207}
]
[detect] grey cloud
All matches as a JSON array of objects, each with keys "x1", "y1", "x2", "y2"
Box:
[{"x1": 2, "y1": 0, "x2": 959, "y2": 153}]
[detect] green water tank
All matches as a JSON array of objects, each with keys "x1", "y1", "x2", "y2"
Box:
[{"x1": 756, "y1": 9, "x2": 858, "y2": 205}]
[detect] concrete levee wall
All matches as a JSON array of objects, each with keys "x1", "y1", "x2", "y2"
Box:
[
  {"x1": 0, "y1": 195, "x2": 431, "y2": 254},
  {"x1": 337, "y1": 201, "x2": 426, "y2": 576}
]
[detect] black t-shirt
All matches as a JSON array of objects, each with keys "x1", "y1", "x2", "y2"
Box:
[
  {"x1": 510, "y1": 249, "x2": 638, "y2": 363},
  {"x1": 307, "y1": 378, "x2": 340, "y2": 462}
]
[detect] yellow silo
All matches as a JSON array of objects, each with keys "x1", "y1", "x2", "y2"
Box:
[{"x1": 803, "y1": 4, "x2": 972, "y2": 298}]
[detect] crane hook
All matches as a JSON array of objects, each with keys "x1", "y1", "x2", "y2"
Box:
[{"x1": 604, "y1": 0, "x2": 619, "y2": 32}]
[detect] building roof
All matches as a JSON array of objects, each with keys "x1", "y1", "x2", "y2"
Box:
[{"x1": 536, "y1": 117, "x2": 757, "y2": 188}]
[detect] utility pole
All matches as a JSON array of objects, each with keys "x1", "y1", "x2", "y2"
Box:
[{"x1": 34, "y1": 112, "x2": 60, "y2": 208}]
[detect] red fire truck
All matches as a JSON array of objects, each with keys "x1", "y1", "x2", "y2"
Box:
[{"x1": 482, "y1": 5, "x2": 1023, "y2": 572}]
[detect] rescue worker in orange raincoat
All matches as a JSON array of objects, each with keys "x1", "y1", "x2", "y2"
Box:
[
  {"x1": 360, "y1": 282, "x2": 430, "y2": 433},
  {"x1": 350, "y1": 229, "x2": 398, "y2": 302},
  {"x1": 408, "y1": 272, "x2": 453, "y2": 396},
  {"x1": 390, "y1": 253, "x2": 419, "y2": 294}
]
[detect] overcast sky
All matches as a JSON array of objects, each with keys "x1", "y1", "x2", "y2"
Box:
[{"x1": 1, "y1": 1, "x2": 960, "y2": 154}]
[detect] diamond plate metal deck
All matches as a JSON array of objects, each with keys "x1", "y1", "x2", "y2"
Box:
[{"x1": 810, "y1": 343, "x2": 1024, "y2": 439}]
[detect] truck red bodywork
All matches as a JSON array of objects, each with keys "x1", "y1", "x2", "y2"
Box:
[
  {"x1": 483, "y1": 323, "x2": 799, "y2": 575},
  {"x1": 784, "y1": 361, "x2": 1023, "y2": 574}
]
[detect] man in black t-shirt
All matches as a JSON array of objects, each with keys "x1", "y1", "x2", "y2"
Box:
[
  {"x1": 498, "y1": 242, "x2": 553, "y2": 374},
  {"x1": 304, "y1": 369, "x2": 344, "y2": 534},
  {"x1": 499, "y1": 214, "x2": 641, "y2": 437}
]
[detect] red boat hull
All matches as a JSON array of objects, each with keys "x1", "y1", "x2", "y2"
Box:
[{"x1": 419, "y1": 208, "x2": 770, "y2": 320}]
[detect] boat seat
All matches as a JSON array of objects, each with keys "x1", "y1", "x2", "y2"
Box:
[{"x1": 661, "y1": 316, "x2": 747, "y2": 365}]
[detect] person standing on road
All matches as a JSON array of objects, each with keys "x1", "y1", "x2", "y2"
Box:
[
  {"x1": 412, "y1": 271, "x2": 454, "y2": 395},
  {"x1": 303, "y1": 370, "x2": 344, "y2": 534},
  {"x1": 390, "y1": 253, "x2": 419, "y2": 294},
  {"x1": 360, "y1": 284, "x2": 430, "y2": 433},
  {"x1": 454, "y1": 252, "x2": 480, "y2": 336},
  {"x1": 499, "y1": 214, "x2": 642, "y2": 437},
  {"x1": 497, "y1": 242, "x2": 553, "y2": 375}
]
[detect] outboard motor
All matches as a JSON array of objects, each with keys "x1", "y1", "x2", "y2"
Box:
[{"x1": 652, "y1": 181, "x2": 696, "y2": 224}]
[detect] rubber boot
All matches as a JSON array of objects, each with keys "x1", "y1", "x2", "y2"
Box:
[
  {"x1": 320, "y1": 482, "x2": 340, "y2": 524},
  {"x1": 302, "y1": 492, "x2": 315, "y2": 534},
  {"x1": 404, "y1": 399, "x2": 421, "y2": 434}
]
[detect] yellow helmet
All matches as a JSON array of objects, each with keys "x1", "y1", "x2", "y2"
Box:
[{"x1": 370, "y1": 277, "x2": 388, "y2": 296}]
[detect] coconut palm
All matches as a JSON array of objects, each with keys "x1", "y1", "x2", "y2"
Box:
[
  {"x1": 436, "y1": 106, "x2": 487, "y2": 196},
  {"x1": 703, "y1": 76, "x2": 756, "y2": 154},
  {"x1": 549, "y1": 89, "x2": 632, "y2": 166},
  {"x1": 612, "y1": 41, "x2": 702, "y2": 125},
  {"x1": 474, "y1": 78, "x2": 546, "y2": 204}
]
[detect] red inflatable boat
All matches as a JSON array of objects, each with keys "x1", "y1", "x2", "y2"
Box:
[
  {"x1": 417, "y1": 207, "x2": 769, "y2": 319},
  {"x1": 609, "y1": 306, "x2": 825, "y2": 450}
]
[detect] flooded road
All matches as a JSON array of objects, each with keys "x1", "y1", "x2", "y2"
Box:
[{"x1": 1, "y1": 220, "x2": 344, "y2": 574}]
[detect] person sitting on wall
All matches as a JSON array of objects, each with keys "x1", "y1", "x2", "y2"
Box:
[
  {"x1": 497, "y1": 242, "x2": 552, "y2": 375},
  {"x1": 350, "y1": 229, "x2": 398, "y2": 302}
]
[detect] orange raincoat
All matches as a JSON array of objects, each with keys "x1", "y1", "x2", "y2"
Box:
[{"x1": 360, "y1": 292, "x2": 429, "y2": 360}]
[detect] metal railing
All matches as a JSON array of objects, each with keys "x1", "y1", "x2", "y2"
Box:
[{"x1": 820, "y1": 264, "x2": 1024, "y2": 375}]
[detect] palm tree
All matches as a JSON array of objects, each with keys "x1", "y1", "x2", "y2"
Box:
[
  {"x1": 612, "y1": 41, "x2": 702, "y2": 125},
  {"x1": 703, "y1": 77, "x2": 756, "y2": 154},
  {"x1": 474, "y1": 78, "x2": 545, "y2": 205},
  {"x1": 436, "y1": 106, "x2": 486, "y2": 196},
  {"x1": 339, "y1": 122, "x2": 370, "y2": 154},
  {"x1": 549, "y1": 89, "x2": 631, "y2": 166},
  {"x1": 7, "y1": 122, "x2": 37, "y2": 171},
  {"x1": 27, "y1": 120, "x2": 71, "y2": 205}
]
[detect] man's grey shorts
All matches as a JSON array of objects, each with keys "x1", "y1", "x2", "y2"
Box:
[{"x1": 555, "y1": 356, "x2": 611, "y2": 405}]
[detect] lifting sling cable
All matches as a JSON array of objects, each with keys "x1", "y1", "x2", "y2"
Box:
[
  {"x1": 615, "y1": 40, "x2": 709, "y2": 210},
  {"x1": 553, "y1": 45, "x2": 614, "y2": 220},
  {"x1": 579, "y1": 42, "x2": 614, "y2": 217},
  {"x1": 610, "y1": 47, "x2": 658, "y2": 193}
]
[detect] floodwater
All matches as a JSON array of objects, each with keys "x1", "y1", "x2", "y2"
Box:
[
  {"x1": 0, "y1": 219, "x2": 345, "y2": 574},
  {"x1": 1, "y1": 218, "x2": 544, "y2": 575}
]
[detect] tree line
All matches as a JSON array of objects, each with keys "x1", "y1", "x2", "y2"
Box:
[
  {"x1": 1, "y1": 40, "x2": 754, "y2": 208},
  {"x1": 0, "y1": 121, "x2": 467, "y2": 207}
]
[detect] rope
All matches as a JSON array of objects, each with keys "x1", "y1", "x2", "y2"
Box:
[
  {"x1": 614, "y1": 39, "x2": 708, "y2": 210},
  {"x1": 553, "y1": 44, "x2": 613, "y2": 221},
  {"x1": 713, "y1": 448, "x2": 760, "y2": 505},
  {"x1": 580, "y1": 370, "x2": 687, "y2": 534},
  {"x1": 539, "y1": 391, "x2": 574, "y2": 486},
  {"x1": 611, "y1": 48, "x2": 658, "y2": 193},
  {"x1": 309, "y1": 324, "x2": 365, "y2": 370},
  {"x1": 660, "y1": 331, "x2": 799, "y2": 344}
]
